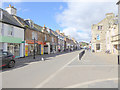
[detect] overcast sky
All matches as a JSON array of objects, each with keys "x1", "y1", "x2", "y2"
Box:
[{"x1": 1, "y1": 0, "x2": 118, "y2": 42}]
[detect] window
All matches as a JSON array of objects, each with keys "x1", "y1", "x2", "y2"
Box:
[
  {"x1": 52, "y1": 37, "x2": 54, "y2": 42},
  {"x1": 98, "y1": 26, "x2": 103, "y2": 30},
  {"x1": 32, "y1": 32, "x2": 34, "y2": 39},
  {"x1": 32, "y1": 32, "x2": 38, "y2": 40},
  {"x1": 45, "y1": 35, "x2": 47, "y2": 41},
  {"x1": 8, "y1": 26, "x2": 13, "y2": 36},
  {"x1": 97, "y1": 34, "x2": 100, "y2": 40},
  {"x1": 36, "y1": 33, "x2": 38, "y2": 40},
  {"x1": 0, "y1": 10, "x2": 3, "y2": 20},
  {"x1": 96, "y1": 44, "x2": 100, "y2": 50}
]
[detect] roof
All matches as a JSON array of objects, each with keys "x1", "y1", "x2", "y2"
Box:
[
  {"x1": 14, "y1": 15, "x2": 42, "y2": 32},
  {"x1": 14, "y1": 15, "x2": 28, "y2": 27},
  {"x1": 34, "y1": 24, "x2": 43, "y2": 32},
  {"x1": 0, "y1": 8, "x2": 23, "y2": 28}
]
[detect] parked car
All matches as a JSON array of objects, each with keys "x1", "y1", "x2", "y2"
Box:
[{"x1": 0, "y1": 50, "x2": 15, "y2": 68}]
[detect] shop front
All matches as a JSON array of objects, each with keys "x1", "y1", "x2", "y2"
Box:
[
  {"x1": 50, "y1": 43, "x2": 57, "y2": 53},
  {"x1": 25, "y1": 40, "x2": 46, "y2": 56},
  {"x1": 1, "y1": 36, "x2": 24, "y2": 58},
  {"x1": 7, "y1": 43, "x2": 20, "y2": 57}
]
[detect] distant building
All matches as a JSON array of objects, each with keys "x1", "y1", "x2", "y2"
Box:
[{"x1": 55, "y1": 30, "x2": 65, "y2": 52}]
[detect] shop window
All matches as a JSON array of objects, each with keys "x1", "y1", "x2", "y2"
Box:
[
  {"x1": 8, "y1": 26, "x2": 13, "y2": 36},
  {"x1": 117, "y1": 44, "x2": 120, "y2": 50}
]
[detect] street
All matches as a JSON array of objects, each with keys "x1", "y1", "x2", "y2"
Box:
[{"x1": 1, "y1": 50, "x2": 118, "y2": 88}]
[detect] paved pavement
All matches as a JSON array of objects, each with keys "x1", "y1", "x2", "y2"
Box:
[{"x1": 1, "y1": 50, "x2": 118, "y2": 88}]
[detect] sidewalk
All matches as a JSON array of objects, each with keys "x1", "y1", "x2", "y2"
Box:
[{"x1": 69, "y1": 50, "x2": 118, "y2": 66}]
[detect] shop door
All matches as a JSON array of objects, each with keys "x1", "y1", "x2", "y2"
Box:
[
  {"x1": 7, "y1": 44, "x2": 14, "y2": 55},
  {"x1": 44, "y1": 45, "x2": 48, "y2": 54},
  {"x1": 39, "y1": 44, "x2": 41, "y2": 55},
  {"x1": 14, "y1": 44, "x2": 20, "y2": 57}
]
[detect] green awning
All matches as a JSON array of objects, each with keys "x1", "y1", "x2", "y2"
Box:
[{"x1": 0, "y1": 36, "x2": 24, "y2": 43}]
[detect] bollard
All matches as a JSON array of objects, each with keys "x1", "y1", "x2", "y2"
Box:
[
  {"x1": 79, "y1": 50, "x2": 85, "y2": 60},
  {"x1": 41, "y1": 57, "x2": 45, "y2": 61},
  {"x1": 118, "y1": 55, "x2": 119, "y2": 65}
]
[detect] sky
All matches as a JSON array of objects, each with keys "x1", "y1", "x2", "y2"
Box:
[{"x1": 1, "y1": 0, "x2": 118, "y2": 43}]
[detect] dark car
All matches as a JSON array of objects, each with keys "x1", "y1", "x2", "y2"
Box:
[{"x1": 0, "y1": 50, "x2": 15, "y2": 68}]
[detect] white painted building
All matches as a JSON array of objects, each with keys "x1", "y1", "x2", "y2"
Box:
[{"x1": 0, "y1": 5, "x2": 24, "y2": 58}]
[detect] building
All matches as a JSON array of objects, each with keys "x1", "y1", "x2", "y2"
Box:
[
  {"x1": 91, "y1": 13, "x2": 119, "y2": 54},
  {"x1": 55, "y1": 30, "x2": 65, "y2": 52},
  {"x1": 116, "y1": 0, "x2": 120, "y2": 55},
  {"x1": 50, "y1": 29, "x2": 58, "y2": 53},
  {"x1": 0, "y1": 5, "x2": 24, "y2": 58},
  {"x1": 41, "y1": 25, "x2": 58, "y2": 54}
]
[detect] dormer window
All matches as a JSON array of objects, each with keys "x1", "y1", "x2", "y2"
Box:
[{"x1": 25, "y1": 19, "x2": 34, "y2": 28}]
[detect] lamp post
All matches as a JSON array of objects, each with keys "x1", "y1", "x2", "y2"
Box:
[{"x1": 33, "y1": 37, "x2": 35, "y2": 59}]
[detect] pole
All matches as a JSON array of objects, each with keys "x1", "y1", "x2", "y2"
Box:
[
  {"x1": 118, "y1": 55, "x2": 119, "y2": 65},
  {"x1": 33, "y1": 37, "x2": 35, "y2": 59}
]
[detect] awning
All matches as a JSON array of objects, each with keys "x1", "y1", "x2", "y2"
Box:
[
  {"x1": 26, "y1": 40, "x2": 46, "y2": 45},
  {"x1": 0, "y1": 36, "x2": 24, "y2": 43}
]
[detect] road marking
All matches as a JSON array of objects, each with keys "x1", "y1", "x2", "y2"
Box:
[
  {"x1": 66, "y1": 65, "x2": 118, "y2": 67},
  {"x1": 35, "y1": 54, "x2": 79, "y2": 88},
  {"x1": 65, "y1": 78, "x2": 118, "y2": 88}
]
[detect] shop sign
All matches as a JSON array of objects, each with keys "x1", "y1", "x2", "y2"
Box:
[
  {"x1": 41, "y1": 45, "x2": 44, "y2": 55},
  {"x1": 25, "y1": 45, "x2": 28, "y2": 56}
]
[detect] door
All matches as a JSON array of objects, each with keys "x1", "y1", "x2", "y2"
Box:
[
  {"x1": 39, "y1": 44, "x2": 41, "y2": 55},
  {"x1": 96, "y1": 44, "x2": 100, "y2": 52},
  {"x1": 44, "y1": 45, "x2": 48, "y2": 54}
]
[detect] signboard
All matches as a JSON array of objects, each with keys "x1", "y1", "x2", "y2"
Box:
[
  {"x1": 40, "y1": 44, "x2": 44, "y2": 55},
  {"x1": 97, "y1": 35, "x2": 100, "y2": 40},
  {"x1": 25, "y1": 45, "x2": 28, "y2": 56}
]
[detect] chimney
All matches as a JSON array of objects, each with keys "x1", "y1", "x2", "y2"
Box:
[
  {"x1": 6, "y1": 4, "x2": 17, "y2": 15},
  {"x1": 106, "y1": 13, "x2": 115, "y2": 18},
  {"x1": 56, "y1": 30, "x2": 60, "y2": 33}
]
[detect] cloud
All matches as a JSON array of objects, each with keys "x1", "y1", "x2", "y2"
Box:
[{"x1": 56, "y1": 2, "x2": 118, "y2": 42}]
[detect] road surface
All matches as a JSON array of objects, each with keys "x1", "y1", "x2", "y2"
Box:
[{"x1": 1, "y1": 50, "x2": 118, "y2": 88}]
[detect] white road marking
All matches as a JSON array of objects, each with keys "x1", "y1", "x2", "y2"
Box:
[
  {"x1": 66, "y1": 65, "x2": 118, "y2": 67},
  {"x1": 65, "y1": 78, "x2": 118, "y2": 88},
  {"x1": 35, "y1": 54, "x2": 79, "y2": 88}
]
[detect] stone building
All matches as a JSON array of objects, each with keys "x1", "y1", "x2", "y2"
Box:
[{"x1": 91, "y1": 13, "x2": 119, "y2": 54}]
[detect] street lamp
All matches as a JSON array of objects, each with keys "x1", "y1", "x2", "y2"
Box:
[{"x1": 33, "y1": 37, "x2": 35, "y2": 59}]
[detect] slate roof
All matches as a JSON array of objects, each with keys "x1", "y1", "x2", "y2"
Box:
[
  {"x1": 14, "y1": 15, "x2": 43, "y2": 32},
  {"x1": 0, "y1": 8, "x2": 23, "y2": 28}
]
